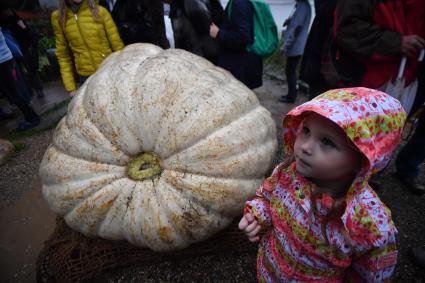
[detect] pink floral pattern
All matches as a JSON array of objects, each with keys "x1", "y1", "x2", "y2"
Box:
[{"x1": 245, "y1": 88, "x2": 406, "y2": 282}]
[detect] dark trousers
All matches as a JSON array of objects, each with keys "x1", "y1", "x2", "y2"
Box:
[
  {"x1": 396, "y1": 112, "x2": 425, "y2": 178},
  {"x1": 285, "y1": 55, "x2": 301, "y2": 99},
  {"x1": 0, "y1": 59, "x2": 39, "y2": 122},
  {"x1": 14, "y1": 63, "x2": 32, "y2": 103},
  {"x1": 22, "y1": 47, "x2": 44, "y2": 92}
]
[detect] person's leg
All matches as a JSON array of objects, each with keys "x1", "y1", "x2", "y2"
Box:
[
  {"x1": 0, "y1": 59, "x2": 40, "y2": 128},
  {"x1": 0, "y1": 107, "x2": 15, "y2": 120},
  {"x1": 79, "y1": 75, "x2": 89, "y2": 85},
  {"x1": 287, "y1": 56, "x2": 301, "y2": 99},
  {"x1": 280, "y1": 55, "x2": 301, "y2": 103},
  {"x1": 395, "y1": 112, "x2": 425, "y2": 193},
  {"x1": 409, "y1": 246, "x2": 425, "y2": 269},
  {"x1": 25, "y1": 47, "x2": 45, "y2": 97},
  {"x1": 396, "y1": 112, "x2": 425, "y2": 177},
  {"x1": 14, "y1": 63, "x2": 32, "y2": 104}
]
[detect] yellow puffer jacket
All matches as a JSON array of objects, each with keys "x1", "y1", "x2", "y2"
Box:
[{"x1": 51, "y1": 2, "x2": 124, "y2": 91}]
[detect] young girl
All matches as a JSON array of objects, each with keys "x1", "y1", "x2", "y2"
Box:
[
  {"x1": 51, "y1": 0, "x2": 124, "y2": 96},
  {"x1": 239, "y1": 87, "x2": 406, "y2": 282}
]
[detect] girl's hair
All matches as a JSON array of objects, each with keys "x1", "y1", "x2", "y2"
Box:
[
  {"x1": 57, "y1": 0, "x2": 99, "y2": 29},
  {"x1": 310, "y1": 188, "x2": 348, "y2": 244},
  {"x1": 283, "y1": 113, "x2": 364, "y2": 244}
]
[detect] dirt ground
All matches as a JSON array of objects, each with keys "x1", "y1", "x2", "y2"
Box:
[{"x1": 1, "y1": 75, "x2": 425, "y2": 282}]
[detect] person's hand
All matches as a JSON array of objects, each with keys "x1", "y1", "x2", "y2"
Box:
[
  {"x1": 69, "y1": 91, "x2": 76, "y2": 97},
  {"x1": 17, "y1": 20, "x2": 26, "y2": 29},
  {"x1": 238, "y1": 213, "x2": 262, "y2": 242},
  {"x1": 209, "y1": 23, "x2": 219, "y2": 39},
  {"x1": 401, "y1": 35, "x2": 425, "y2": 57}
]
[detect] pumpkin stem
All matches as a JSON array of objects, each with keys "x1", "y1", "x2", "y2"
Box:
[{"x1": 127, "y1": 153, "x2": 162, "y2": 181}]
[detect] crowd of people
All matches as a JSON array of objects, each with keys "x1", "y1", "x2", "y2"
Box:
[{"x1": 1, "y1": 0, "x2": 425, "y2": 280}]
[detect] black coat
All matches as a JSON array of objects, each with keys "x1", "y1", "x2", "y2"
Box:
[
  {"x1": 299, "y1": 0, "x2": 336, "y2": 96},
  {"x1": 99, "y1": 0, "x2": 169, "y2": 48},
  {"x1": 216, "y1": 0, "x2": 262, "y2": 90}
]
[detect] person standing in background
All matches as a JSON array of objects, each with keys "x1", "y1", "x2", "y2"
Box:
[
  {"x1": 0, "y1": 28, "x2": 40, "y2": 131},
  {"x1": 2, "y1": 28, "x2": 33, "y2": 104},
  {"x1": 99, "y1": 0, "x2": 169, "y2": 49},
  {"x1": 299, "y1": 0, "x2": 336, "y2": 99},
  {"x1": 51, "y1": 0, "x2": 124, "y2": 96},
  {"x1": 394, "y1": 59, "x2": 425, "y2": 195},
  {"x1": 169, "y1": 0, "x2": 223, "y2": 63},
  {"x1": 0, "y1": 4, "x2": 45, "y2": 98},
  {"x1": 209, "y1": 0, "x2": 262, "y2": 90},
  {"x1": 278, "y1": 0, "x2": 311, "y2": 103},
  {"x1": 335, "y1": 0, "x2": 425, "y2": 114}
]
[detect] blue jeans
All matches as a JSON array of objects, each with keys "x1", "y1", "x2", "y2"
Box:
[
  {"x1": 396, "y1": 112, "x2": 425, "y2": 178},
  {"x1": 0, "y1": 59, "x2": 39, "y2": 123}
]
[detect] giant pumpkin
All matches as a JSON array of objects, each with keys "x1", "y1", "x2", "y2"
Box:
[{"x1": 39, "y1": 44, "x2": 277, "y2": 251}]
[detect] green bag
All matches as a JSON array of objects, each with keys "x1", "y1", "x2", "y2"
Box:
[{"x1": 227, "y1": 0, "x2": 279, "y2": 57}]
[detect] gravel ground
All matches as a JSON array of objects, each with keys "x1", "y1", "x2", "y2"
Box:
[
  {"x1": 1, "y1": 75, "x2": 424, "y2": 282},
  {"x1": 0, "y1": 130, "x2": 53, "y2": 210}
]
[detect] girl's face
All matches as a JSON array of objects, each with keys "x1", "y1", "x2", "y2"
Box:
[{"x1": 293, "y1": 113, "x2": 361, "y2": 190}]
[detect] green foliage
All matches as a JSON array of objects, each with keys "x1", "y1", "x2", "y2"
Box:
[
  {"x1": 38, "y1": 36, "x2": 56, "y2": 53},
  {"x1": 12, "y1": 142, "x2": 28, "y2": 154},
  {"x1": 0, "y1": 141, "x2": 28, "y2": 165},
  {"x1": 263, "y1": 36, "x2": 285, "y2": 68},
  {"x1": 41, "y1": 98, "x2": 70, "y2": 117},
  {"x1": 5, "y1": 115, "x2": 63, "y2": 141}
]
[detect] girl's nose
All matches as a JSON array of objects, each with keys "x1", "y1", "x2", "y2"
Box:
[{"x1": 300, "y1": 138, "x2": 313, "y2": 155}]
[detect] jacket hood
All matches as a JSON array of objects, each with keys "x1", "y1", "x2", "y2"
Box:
[{"x1": 282, "y1": 88, "x2": 406, "y2": 178}]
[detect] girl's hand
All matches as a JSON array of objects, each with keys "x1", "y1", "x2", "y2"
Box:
[
  {"x1": 238, "y1": 213, "x2": 262, "y2": 242},
  {"x1": 69, "y1": 91, "x2": 76, "y2": 97},
  {"x1": 209, "y1": 23, "x2": 219, "y2": 39}
]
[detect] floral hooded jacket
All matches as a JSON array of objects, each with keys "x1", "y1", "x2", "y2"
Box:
[{"x1": 245, "y1": 88, "x2": 406, "y2": 282}]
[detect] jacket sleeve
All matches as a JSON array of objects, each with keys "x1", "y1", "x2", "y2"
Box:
[
  {"x1": 335, "y1": 0, "x2": 400, "y2": 58},
  {"x1": 344, "y1": 197, "x2": 398, "y2": 282},
  {"x1": 100, "y1": 7, "x2": 124, "y2": 51},
  {"x1": 217, "y1": 0, "x2": 253, "y2": 51},
  {"x1": 150, "y1": 0, "x2": 170, "y2": 49},
  {"x1": 244, "y1": 164, "x2": 283, "y2": 227},
  {"x1": 283, "y1": 2, "x2": 309, "y2": 53},
  {"x1": 184, "y1": 0, "x2": 212, "y2": 35},
  {"x1": 51, "y1": 11, "x2": 76, "y2": 92}
]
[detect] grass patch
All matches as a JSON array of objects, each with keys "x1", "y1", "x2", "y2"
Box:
[
  {"x1": 42, "y1": 98, "x2": 71, "y2": 117},
  {"x1": 5, "y1": 98, "x2": 69, "y2": 141},
  {"x1": 264, "y1": 37, "x2": 285, "y2": 69},
  {"x1": 1, "y1": 116, "x2": 62, "y2": 164},
  {"x1": 0, "y1": 141, "x2": 28, "y2": 165},
  {"x1": 12, "y1": 141, "x2": 28, "y2": 154},
  {"x1": 5, "y1": 116, "x2": 62, "y2": 141}
]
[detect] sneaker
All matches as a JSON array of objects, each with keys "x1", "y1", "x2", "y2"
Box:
[
  {"x1": 16, "y1": 119, "x2": 40, "y2": 131},
  {"x1": 393, "y1": 172, "x2": 425, "y2": 195},
  {"x1": 0, "y1": 109, "x2": 15, "y2": 120},
  {"x1": 36, "y1": 89, "x2": 45, "y2": 98},
  {"x1": 409, "y1": 247, "x2": 425, "y2": 270}
]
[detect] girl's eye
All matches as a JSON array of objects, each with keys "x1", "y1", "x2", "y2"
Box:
[
  {"x1": 321, "y1": 138, "x2": 336, "y2": 148},
  {"x1": 302, "y1": 126, "x2": 310, "y2": 135}
]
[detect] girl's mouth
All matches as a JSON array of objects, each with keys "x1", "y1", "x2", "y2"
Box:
[{"x1": 296, "y1": 156, "x2": 311, "y2": 168}]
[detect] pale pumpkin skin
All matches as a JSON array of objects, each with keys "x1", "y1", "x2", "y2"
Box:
[{"x1": 40, "y1": 44, "x2": 277, "y2": 251}]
